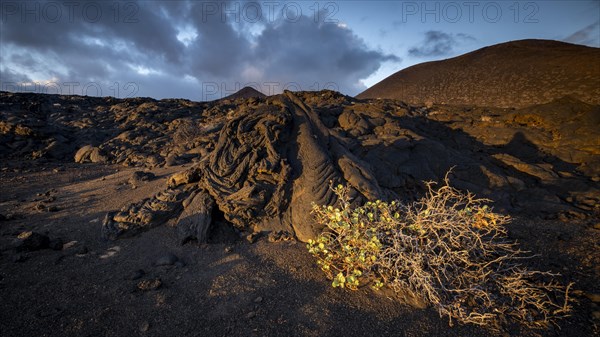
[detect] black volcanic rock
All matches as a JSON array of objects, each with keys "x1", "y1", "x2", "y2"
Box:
[
  {"x1": 357, "y1": 39, "x2": 600, "y2": 108},
  {"x1": 74, "y1": 145, "x2": 108, "y2": 163},
  {"x1": 99, "y1": 90, "x2": 599, "y2": 242},
  {"x1": 15, "y1": 231, "x2": 50, "y2": 252},
  {"x1": 0, "y1": 89, "x2": 597, "y2": 242}
]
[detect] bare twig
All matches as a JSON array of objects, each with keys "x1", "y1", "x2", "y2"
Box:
[{"x1": 307, "y1": 176, "x2": 572, "y2": 330}]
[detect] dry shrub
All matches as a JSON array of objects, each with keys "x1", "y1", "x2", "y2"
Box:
[{"x1": 307, "y1": 173, "x2": 572, "y2": 329}]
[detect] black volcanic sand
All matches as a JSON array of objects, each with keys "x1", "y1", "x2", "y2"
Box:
[
  {"x1": 0, "y1": 161, "x2": 599, "y2": 337},
  {"x1": 0, "y1": 89, "x2": 599, "y2": 336}
]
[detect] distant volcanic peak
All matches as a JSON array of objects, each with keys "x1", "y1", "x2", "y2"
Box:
[
  {"x1": 221, "y1": 86, "x2": 267, "y2": 100},
  {"x1": 357, "y1": 39, "x2": 600, "y2": 108}
]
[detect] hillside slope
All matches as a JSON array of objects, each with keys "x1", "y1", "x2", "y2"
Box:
[{"x1": 357, "y1": 39, "x2": 600, "y2": 108}]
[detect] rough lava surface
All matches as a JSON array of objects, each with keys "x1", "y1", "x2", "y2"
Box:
[{"x1": 1, "y1": 90, "x2": 598, "y2": 243}]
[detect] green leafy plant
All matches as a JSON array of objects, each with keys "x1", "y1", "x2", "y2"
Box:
[
  {"x1": 307, "y1": 174, "x2": 572, "y2": 330},
  {"x1": 307, "y1": 184, "x2": 384, "y2": 290}
]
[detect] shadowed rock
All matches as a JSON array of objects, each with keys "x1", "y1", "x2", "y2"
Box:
[
  {"x1": 177, "y1": 190, "x2": 214, "y2": 244},
  {"x1": 101, "y1": 187, "x2": 189, "y2": 240},
  {"x1": 98, "y1": 90, "x2": 599, "y2": 241},
  {"x1": 0, "y1": 89, "x2": 597, "y2": 242},
  {"x1": 100, "y1": 91, "x2": 390, "y2": 241},
  {"x1": 74, "y1": 145, "x2": 108, "y2": 163}
]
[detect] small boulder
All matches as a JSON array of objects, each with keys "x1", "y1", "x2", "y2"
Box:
[
  {"x1": 164, "y1": 155, "x2": 178, "y2": 167},
  {"x1": 154, "y1": 253, "x2": 179, "y2": 266},
  {"x1": 246, "y1": 232, "x2": 260, "y2": 244},
  {"x1": 137, "y1": 278, "x2": 162, "y2": 291},
  {"x1": 177, "y1": 191, "x2": 214, "y2": 244},
  {"x1": 15, "y1": 231, "x2": 49, "y2": 251},
  {"x1": 44, "y1": 140, "x2": 75, "y2": 160},
  {"x1": 139, "y1": 321, "x2": 150, "y2": 332},
  {"x1": 128, "y1": 171, "x2": 156, "y2": 186},
  {"x1": 127, "y1": 269, "x2": 146, "y2": 280},
  {"x1": 267, "y1": 230, "x2": 294, "y2": 242},
  {"x1": 74, "y1": 145, "x2": 108, "y2": 163},
  {"x1": 74, "y1": 145, "x2": 92, "y2": 163},
  {"x1": 167, "y1": 169, "x2": 200, "y2": 188}
]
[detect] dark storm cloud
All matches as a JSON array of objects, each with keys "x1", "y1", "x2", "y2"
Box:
[
  {"x1": 0, "y1": 0, "x2": 398, "y2": 99},
  {"x1": 408, "y1": 31, "x2": 474, "y2": 58},
  {"x1": 253, "y1": 11, "x2": 399, "y2": 94},
  {"x1": 564, "y1": 22, "x2": 600, "y2": 47},
  {"x1": 0, "y1": 1, "x2": 183, "y2": 60},
  {"x1": 186, "y1": 1, "x2": 253, "y2": 78},
  {"x1": 0, "y1": 67, "x2": 32, "y2": 84},
  {"x1": 0, "y1": 1, "x2": 187, "y2": 82}
]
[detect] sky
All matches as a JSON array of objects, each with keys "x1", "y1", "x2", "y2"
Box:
[{"x1": 1, "y1": 0, "x2": 598, "y2": 101}]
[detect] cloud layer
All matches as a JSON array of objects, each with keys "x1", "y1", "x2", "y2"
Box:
[
  {"x1": 408, "y1": 31, "x2": 474, "y2": 58},
  {"x1": 0, "y1": 0, "x2": 398, "y2": 99},
  {"x1": 564, "y1": 21, "x2": 600, "y2": 47}
]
